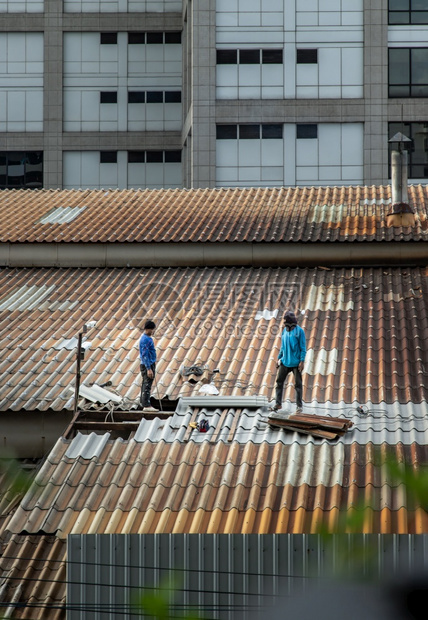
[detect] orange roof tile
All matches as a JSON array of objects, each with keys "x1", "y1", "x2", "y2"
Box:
[
  {"x1": 6, "y1": 439, "x2": 428, "y2": 537},
  {"x1": 0, "y1": 186, "x2": 428, "y2": 243}
]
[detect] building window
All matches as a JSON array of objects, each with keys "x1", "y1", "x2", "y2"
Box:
[
  {"x1": 100, "y1": 152, "x2": 117, "y2": 163},
  {"x1": 296, "y1": 49, "x2": 318, "y2": 64},
  {"x1": 217, "y1": 49, "x2": 238, "y2": 64},
  {"x1": 128, "y1": 91, "x2": 145, "y2": 103},
  {"x1": 128, "y1": 151, "x2": 182, "y2": 163},
  {"x1": 239, "y1": 49, "x2": 261, "y2": 64},
  {"x1": 389, "y1": 48, "x2": 428, "y2": 97},
  {"x1": 128, "y1": 32, "x2": 145, "y2": 44},
  {"x1": 239, "y1": 124, "x2": 260, "y2": 139},
  {"x1": 261, "y1": 124, "x2": 283, "y2": 139},
  {"x1": 262, "y1": 49, "x2": 283, "y2": 64},
  {"x1": 146, "y1": 151, "x2": 163, "y2": 163},
  {"x1": 389, "y1": 122, "x2": 428, "y2": 178},
  {"x1": 389, "y1": 0, "x2": 428, "y2": 24},
  {"x1": 217, "y1": 124, "x2": 284, "y2": 140},
  {"x1": 100, "y1": 91, "x2": 118, "y2": 104},
  {"x1": 128, "y1": 151, "x2": 145, "y2": 163},
  {"x1": 296, "y1": 124, "x2": 318, "y2": 139},
  {"x1": 100, "y1": 32, "x2": 117, "y2": 44},
  {"x1": 217, "y1": 48, "x2": 283, "y2": 65},
  {"x1": 165, "y1": 32, "x2": 181, "y2": 44},
  {"x1": 146, "y1": 32, "x2": 163, "y2": 44},
  {"x1": 216, "y1": 125, "x2": 238, "y2": 139},
  {"x1": 164, "y1": 91, "x2": 182, "y2": 103},
  {"x1": 146, "y1": 91, "x2": 163, "y2": 103},
  {"x1": 165, "y1": 150, "x2": 182, "y2": 163},
  {"x1": 0, "y1": 151, "x2": 43, "y2": 189}
]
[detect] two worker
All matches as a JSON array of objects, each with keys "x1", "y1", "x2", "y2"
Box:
[{"x1": 139, "y1": 310, "x2": 306, "y2": 413}]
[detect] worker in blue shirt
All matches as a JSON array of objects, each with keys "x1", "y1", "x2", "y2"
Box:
[
  {"x1": 139, "y1": 320, "x2": 159, "y2": 412},
  {"x1": 273, "y1": 311, "x2": 306, "y2": 413}
]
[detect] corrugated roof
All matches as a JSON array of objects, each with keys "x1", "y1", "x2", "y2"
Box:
[
  {"x1": 0, "y1": 186, "x2": 428, "y2": 243},
  {"x1": 0, "y1": 534, "x2": 66, "y2": 620},
  {"x1": 133, "y1": 400, "x2": 428, "y2": 446},
  {"x1": 6, "y1": 436, "x2": 428, "y2": 537},
  {"x1": 1, "y1": 265, "x2": 428, "y2": 412}
]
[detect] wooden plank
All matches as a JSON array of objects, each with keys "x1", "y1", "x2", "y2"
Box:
[
  {"x1": 291, "y1": 413, "x2": 353, "y2": 428},
  {"x1": 211, "y1": 408, "x2": 229, "y2": 443},
  {"x1": 184, "y1": 408, "x2": 199, "y2": 442},
  {"x1": 288, "y1": 415, "x2": 348, "y2": 431},
  {"x1": 227, "y1": 408, "x2": 242, "y2": 442},
  {"x1": 268, "y1": 420, "x2": 338, "y2": 440}
]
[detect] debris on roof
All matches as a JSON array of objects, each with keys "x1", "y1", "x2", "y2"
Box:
[
  {"x1": 181, "y1": 365, "x2": 210, "y2": 384},
  {"x1": 268, "y1": 412, "x2": 354, "y2": 440}
]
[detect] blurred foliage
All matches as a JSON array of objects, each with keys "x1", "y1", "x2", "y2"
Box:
[{"x1": 134, "y1": 576, "x2": 203, "y2": 620}]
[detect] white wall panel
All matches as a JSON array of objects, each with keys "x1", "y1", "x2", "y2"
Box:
[
  {"x1": 0, "y1": 0, "x2": 43, "y2": 12},
  {"x1": 64, "y1": 152, "x2": 182, "y2": 189},
  {"x1": 0, "y1": 33, "x2": 43, "y2": 131},
  {"x1": 296, "y1": 138, "x2": 318, "y2": 167},
  {"x1": 341, "y1": 123, "x2": 363, "y2": 166},
  {"x1": 216, "y1": 140, "x2": 238, "y2": 167}
]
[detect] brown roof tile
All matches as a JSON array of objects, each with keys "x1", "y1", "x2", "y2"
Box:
[
  {"x1": 1, "y1": 186, "x2": 428, "y2": 243},
  {"x1": 1, "y1": 266, "x2": 428, "y2": 412},
  {"x1": 6, "y1": 439, "x2": 428, "y2": 537}
]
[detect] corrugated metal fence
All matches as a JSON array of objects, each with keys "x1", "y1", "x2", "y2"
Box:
[{"x1": 68, "y1": 534, "x2": 428, "y2": 620}]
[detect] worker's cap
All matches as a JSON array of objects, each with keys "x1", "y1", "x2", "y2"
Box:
[{"x1": 283, "y1": 311, "x2": 297, "y2": 325}]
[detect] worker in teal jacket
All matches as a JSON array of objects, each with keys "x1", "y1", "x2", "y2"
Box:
[{"x1": 273, "y1": 311, "x2": 306, "y2": 413}]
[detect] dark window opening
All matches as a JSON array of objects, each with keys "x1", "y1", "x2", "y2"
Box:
[
  {"x1": 128, "y1": 32, "x2": 145, "y2": 44},
  {"x1": 389, "y1": 47, "x2": 428, "y2": 97},
  {"x1": 100, "y1": 151, "x2": 117, "y2": 163},
  {"x1": 239, "y1": 49, "x2": 260, "y2": 64},
  {"x1": 165, "y1": 31, "x2": 182, "y2": 44},
  {"x1": 100, "y1": 91, "x2": 117, "y2": 104},
  {"x1": 262, "y1": 124, "x2": 283, "y2": 139},
  {"x1": 239, "y1": 124, "x2": 260, "y2": 139},
  {"x1": 128, "y1": 151, "x2": 145, "y2": 163},
  {"x1": 128, "y1": 91, "x2": 145, "y2": 103},
  {"x1": 146, "y1": 91, "x2": 163, "y2": 103},
  {"x1": 100, "y1": 32, "x2": 117, "y2": 45},
  {"x1": 296, "y1": 49, "x2": 318, "y2": 64},
  {"x1": 217, "y1": 49, "x2": 238, "y2": 64},
  {"x1": 216, "y1": 125, "x2": 238, "y2": 139},
  {"x1": 165, "y1": 91, "x2": 182, "y2": 103},
  {"x1": 146, "y1": 151, "x2": 163, "y2": 163},
  {"x1": 296, "y1": 124, "x2": 318, "y2": 139},
  {"x1": 262, "y1": 49, "x2": 283, "y2": 64},
  {"x1": 0, "y1": 151, "x2": 43, "y2": 189},
  {"x1": 165, "y1": 150, "x2": 182, "y2": 163},
  {"x1": 388, "y1": 121, "x2": 428, "y2": 178},
  {"x1": 147, "y1": 32, "x2": 163, "y2": 44}
]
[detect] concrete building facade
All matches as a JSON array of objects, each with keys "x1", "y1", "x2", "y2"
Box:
[{"x1": 0, "y1": 0, "x2": 427, "y2": 189}]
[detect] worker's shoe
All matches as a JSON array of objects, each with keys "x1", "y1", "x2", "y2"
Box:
[
  {"x1": 142, "y1": 405, "x2": 159, "y2": 413},
  {"x1": 295, "y1": 407, "x2": 303, "y2": 414}
]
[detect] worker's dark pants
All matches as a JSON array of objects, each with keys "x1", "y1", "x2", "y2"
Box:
[
  {"x1": 140, "y1": 363, "x2": 155, "y2": 407},
  {"x1": 275, "y1": 364, "x2": 303, "y2": 408}
]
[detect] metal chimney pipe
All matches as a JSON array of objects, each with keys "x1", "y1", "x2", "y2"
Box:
[
  {"x1": 391, "y1": 150, "x2": 403, "y2": 205},
  {"x1": 401, "y1": 149, "x2": 408, "y2": 204}
]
